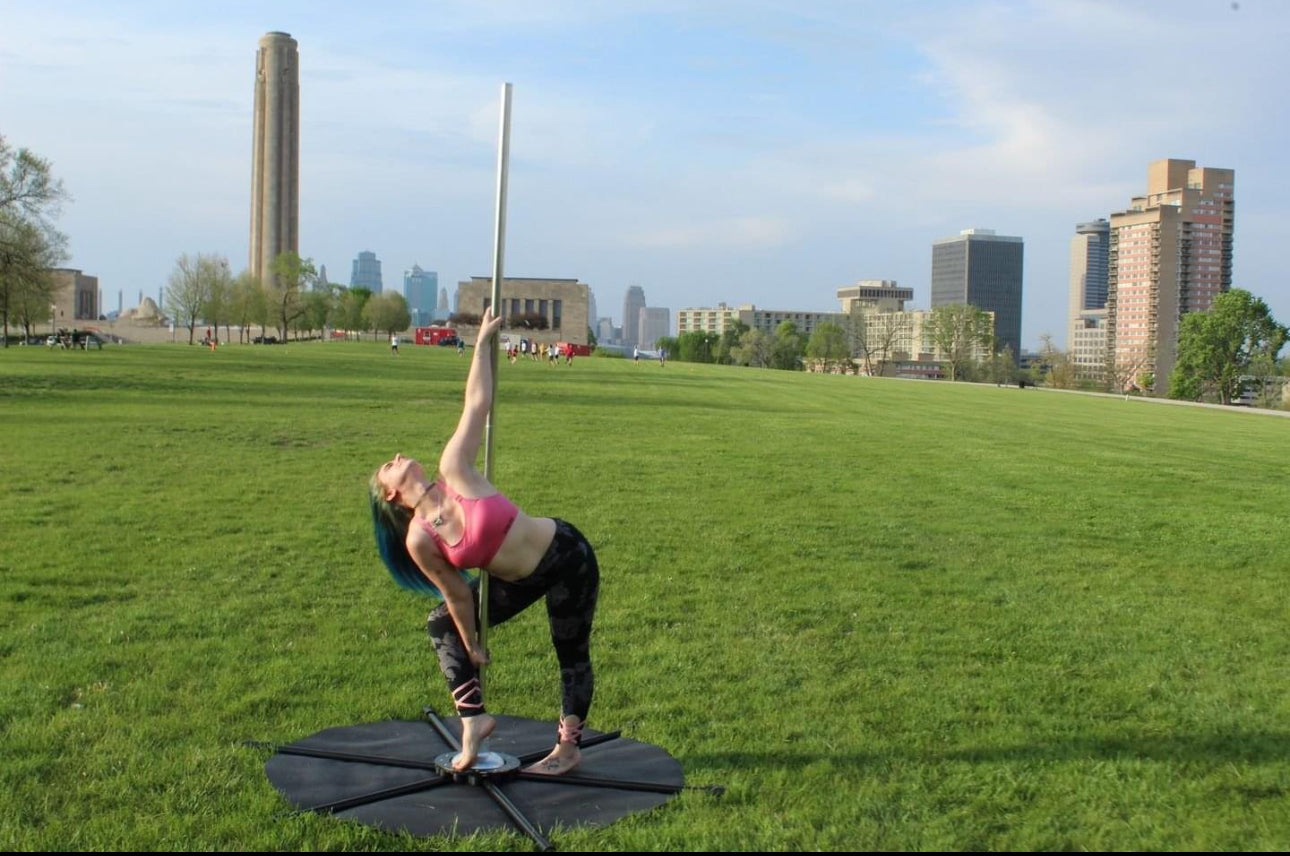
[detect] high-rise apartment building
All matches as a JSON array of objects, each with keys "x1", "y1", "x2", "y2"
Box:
[
  {"x1": 676, "y1": 303, "x2": 744, "y2": 336},
  {"x1": 351, "y1": 250, "x2": 383, "y2": 292},
  {"x1": 1069, "y1": 219, "x2": 1110, "y2": 382},
  {"x1": 403, "y1": 265, "x2": 438, "y2": 326},
  {"x1": 249, "y1": 32, "x2": 300, "y2": 288},
  {"x1": 437, "y1": 287, "x2": 450, "y2": 321},
  {"x1": 1107, "y1": 158, "x2": 1234, "y2": 390},
  {"x1": 931, "y1": 228, "x2": 1023, "y2": 358},
  {"x1": 621, "y1": 285, "x2": 646, "y2": 349}
]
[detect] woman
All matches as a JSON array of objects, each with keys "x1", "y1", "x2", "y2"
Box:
[{"x1": 369, "y1": 308, "x2": 599, "y2": 775}]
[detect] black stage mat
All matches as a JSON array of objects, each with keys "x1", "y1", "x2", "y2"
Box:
[{"x1": 264, "y1": 714, "x2": 683, "y2": 840}]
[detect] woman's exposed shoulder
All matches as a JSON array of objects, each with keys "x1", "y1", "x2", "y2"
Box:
[
  {"x1": 406, "y1": 520, "x2": 455, "y2": 573},
  {"x1": 404, "y1": 516, "x2": 436, "y2": 551}
]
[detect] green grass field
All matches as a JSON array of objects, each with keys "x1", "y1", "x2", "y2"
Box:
[{"x1": 2, "y1": 342, "x2": 1288, "y2": 851}]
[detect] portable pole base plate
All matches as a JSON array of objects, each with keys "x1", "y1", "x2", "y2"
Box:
[
  {"x1": 434, "y1": 749, "x2": 522, "y2": 780},
  {"x1": 255, "y1": 709, "x2": 700, "y2": 849}
]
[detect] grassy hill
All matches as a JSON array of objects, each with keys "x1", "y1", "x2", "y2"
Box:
[{"x1": 2, "y1": 342, "x2": 1287, "y2": 850}]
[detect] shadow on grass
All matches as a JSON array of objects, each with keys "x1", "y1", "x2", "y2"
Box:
[{"x1": 687, "y1": 732, "x2": 1290, "y2": 770}]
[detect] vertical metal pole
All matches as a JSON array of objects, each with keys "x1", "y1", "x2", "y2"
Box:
[{"x1": 479, "y1": 82, "x2": 512, "y2": 697}]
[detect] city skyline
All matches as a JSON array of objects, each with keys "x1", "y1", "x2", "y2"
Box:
[{"x1": 2, "y1": 2, "x2": 1286, "y2": 349}]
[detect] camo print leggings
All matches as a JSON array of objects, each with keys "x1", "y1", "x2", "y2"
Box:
[{"x1": 426, "y1": 519, "x2": 599, "y2": 726}]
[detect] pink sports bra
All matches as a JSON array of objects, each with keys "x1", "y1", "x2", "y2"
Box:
[{"x1": 418, "y1": 480, "x2": 520, "y2": 569}]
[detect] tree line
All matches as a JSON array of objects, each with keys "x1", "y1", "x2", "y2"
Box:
[
  {"x1": 655, "y1": 318, "x2": 806, "y2": 370},
  {"x1": 655, "y1": 304, "x2": 1003, "y2": 378},
  {"x1": 162, "y1": 251, "x2": 411, "y2": 345},
  {"x1": 655, "y1": 294, "x2": 1287, "y2": 408}
]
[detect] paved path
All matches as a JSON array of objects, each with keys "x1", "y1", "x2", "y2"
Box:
[{"x1": 1028, "y1": 384, "x2": 1290, "y2": 418}]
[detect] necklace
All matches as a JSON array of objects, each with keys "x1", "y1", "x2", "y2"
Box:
[{"x1": 417, "y1": 486, "x2": 446, "y2": 527}]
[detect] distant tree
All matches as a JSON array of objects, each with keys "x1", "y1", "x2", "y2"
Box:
[
  {"x1": 1037, "y1": 333, "x2": 1076, "y2": 389},
  {"x1": 298, "y1": 288, "x2": 334, "y2": 339},
  {"x1": 770, "y1": 320, "x2": 804, "y2": 371},
  {"x1": 269, "y1": 251, "x2": 316, "y2": 340},
  {"x1": 805, "y1": 321, "x2": 849, "y2": 371},
  {"x1": 229, "y1": 271, "x2": 262, "y2": 343},
  {"x1": 925, "y1": 304, "x2": 992, "y2": 381},
  {"x1": 732, "y1": 327, "x2": 772, "y2": 368},
  {"x1": 339, "y1": 286, "x2": 373, "y2": 340},
  {"x1": 655, "y1": 335, "x2": 679, "y2": 359},
  {"x1": 675, "y1": 330, "x2": 718, "y2": 363},
  {"x1": 165, "y1": 253, "x2": 215, "y2": 344},
  {"x1": 7, "y1": 256, "x2": 60, "y2": 338},
  {"x1": 586, "y1": 325, "x2": 598, "y2": 347},
  {"x1": 449, "y1": 311, "x2": 481, "y2": 327},
  {"x1": 252, "y1": 278, "x2": 276, "y2": 339},
  {"x1": 1169, "y1": 289, "x2": 1287, "y2": 404},
  {"x1": 846, "y1": 307, "x2": 907, "y2": 375},
  {"x1": 320, "y1": 283, "x2": 346, "y2": 333},
  {"x1": 363, "y1": 291, "x2": 411, "y2": 336},
  {"x1": 1249, "y1": 351, "x2": 1285, "y2": 409},
  {"x1": 715, "y1": 319, "x2": 750, "y2": 365},
  {"x1": 987, "y1": 345, "x2": 1018, "y2": 385},
  {"x1": 0, "y1": 136, "x2": 69, "y2": 346},
  {"x1": 1106, "y1": 349, "x2": 1152, "y2": 395},
  {"x1": 0, "y1": 217, "x2": 65, "y2": 340},
  {"x1": 0, "y1": 135, "x2": 67, "y2": 221},
  {"x1": 201, "y1": 256, "x2": 233, "y2": 343}
]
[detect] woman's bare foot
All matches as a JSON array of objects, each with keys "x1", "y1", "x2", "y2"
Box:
[
  {"x1": 523, "y1": 715, "x2": 583, "y2": 776},
  {"x1": 453, "y1": 713, "x2": 496, "y2": 770},
  {"x1": 523, "y1": 741, "x2": 581, "y2": 776}
]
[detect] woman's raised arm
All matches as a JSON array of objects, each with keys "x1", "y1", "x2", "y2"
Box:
[{"x1": 439, "y1": 307, "x2": 505, "y2": 484}]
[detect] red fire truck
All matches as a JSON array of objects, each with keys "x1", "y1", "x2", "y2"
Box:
[{"x1": 414, "y1": 326, "x2": 459, "y2": 346}]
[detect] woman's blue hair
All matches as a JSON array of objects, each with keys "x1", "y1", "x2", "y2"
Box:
[{"x1": 369, "y1": 471, "x2": 472, "y2": 598}]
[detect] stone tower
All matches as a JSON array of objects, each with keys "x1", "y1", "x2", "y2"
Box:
[{"x1": 249, "y1": 31, "x2": 300, "y2": 287}]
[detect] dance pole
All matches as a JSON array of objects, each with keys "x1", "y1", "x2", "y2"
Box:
[{"x1": 479, "y1": 82, "x2": 512, "y2": 698}]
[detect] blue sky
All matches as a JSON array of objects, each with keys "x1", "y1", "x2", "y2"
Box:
[{"x1": 2, "y1": 0, "x2": 1286, "y2": 349}]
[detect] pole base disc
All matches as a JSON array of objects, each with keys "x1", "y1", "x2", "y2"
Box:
[{"x1": 434, "y1": 750, "x2": 521, "y2": 781}]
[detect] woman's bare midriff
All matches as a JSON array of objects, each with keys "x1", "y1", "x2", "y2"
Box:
[{"x1": 482, "y1": 514, "x2": 557, "y2": 581}]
